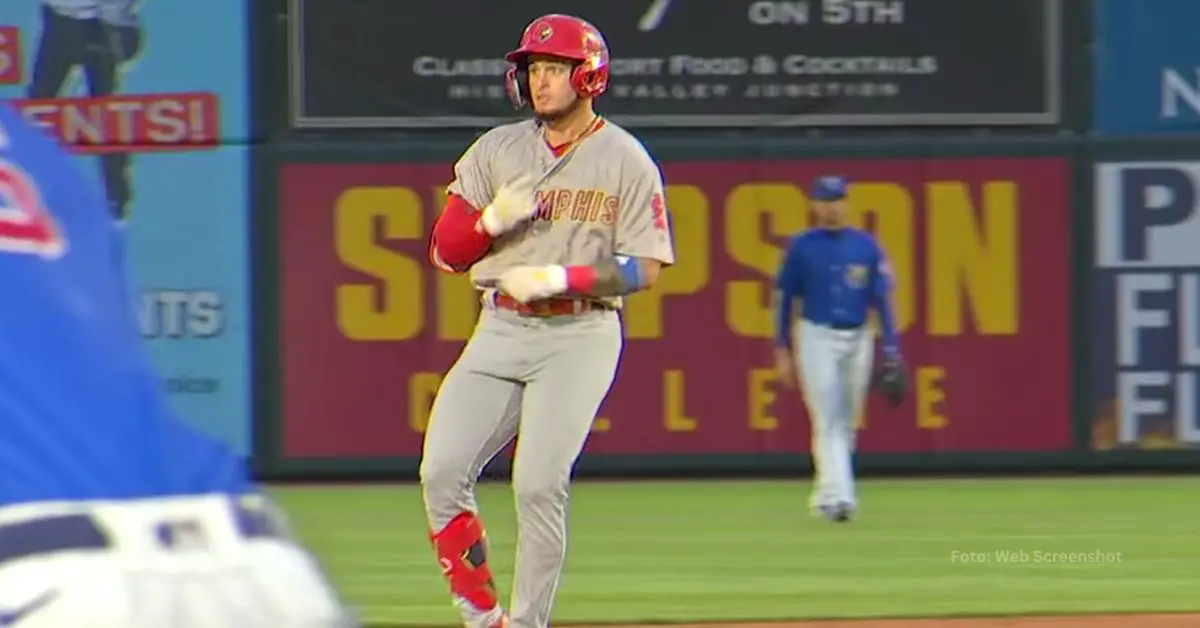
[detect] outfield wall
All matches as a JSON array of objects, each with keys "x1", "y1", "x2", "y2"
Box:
[
  {"x1": 247, "y1": 0, "x2": 1200, "y2": 479},
  {"x1": 9, "y1": 1, "x2": 1199, "y2": 479},
  {"x1": 251, "y1": 135, "x2": 1200, "y2": 480}
]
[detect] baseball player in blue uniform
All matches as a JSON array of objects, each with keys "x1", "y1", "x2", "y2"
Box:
[
  {"x1": 774, "y1": 175, "x2": 908, "y2": 522},
  {"x1": 0, "y1": 103, "x2": 355, "y2": 627}
]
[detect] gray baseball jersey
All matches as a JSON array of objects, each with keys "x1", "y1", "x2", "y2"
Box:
[
  {"x1": 448, "y1": 119, "x2": 675, "y2": 308},
  {"x1": 423, "y1": 118, "x2": 673, "y2": 628}
]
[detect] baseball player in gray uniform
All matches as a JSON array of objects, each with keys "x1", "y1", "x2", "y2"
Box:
[{"x1": 422, "y1": 13, "x2": 675, "y2": 628}]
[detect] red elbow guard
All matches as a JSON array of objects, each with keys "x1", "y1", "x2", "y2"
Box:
[{"x1": 430, "y1": 195, "x2": 493, "y2": 269}]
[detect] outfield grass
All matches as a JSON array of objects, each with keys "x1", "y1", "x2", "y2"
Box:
[{"x1": 272, "y1": 477, "x2": 1200, "y2": 625}]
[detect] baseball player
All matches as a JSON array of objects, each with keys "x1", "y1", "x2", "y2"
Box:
[
  {"x1": 774, "y1": 176, "x2": 907, "y2": 523},
  {"x1": 422, "y1": 13, "x2": 674, "y2": 628},
  {"x1": 28, "y1": 0, "x2": 143, "y2": 222},
  {"x1": 0, "y1": 103, "x2": 355, "y2": 627}
]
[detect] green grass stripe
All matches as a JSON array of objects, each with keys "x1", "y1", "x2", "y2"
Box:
[{"x1": 272, "y1": 478, "x2": 1200, "y2": 625}]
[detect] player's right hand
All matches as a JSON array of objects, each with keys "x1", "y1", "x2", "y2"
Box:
[
  {"x1": 774, "y1": 347, "x2": 797, "y2": 390},
  {"x1": 479, "y1": 176, "x2": 538, "y2": 236}
]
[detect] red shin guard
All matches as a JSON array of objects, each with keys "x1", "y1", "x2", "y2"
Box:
[{"x1": 430, "y1": 513, "x2": 499, "y2": 611}]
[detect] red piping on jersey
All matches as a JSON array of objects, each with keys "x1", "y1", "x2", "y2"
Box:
[
  {"x1": 546, "y1": 142, "x2": 570, "y2": 158},
  {"x1": 429, "y1": 194, "x2": 493, "y2": 272},
  {"x1": 544, "y1": 118, "x2": 606, "y2": 157}
]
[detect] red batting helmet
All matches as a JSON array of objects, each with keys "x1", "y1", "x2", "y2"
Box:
[{"x1": 504, "y1": 14, "x2": 611, "y2": 109}]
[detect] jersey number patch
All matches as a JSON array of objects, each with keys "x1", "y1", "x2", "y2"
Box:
[{"x1": 0, "y1": 159, "x2": 66, "y2": 258}]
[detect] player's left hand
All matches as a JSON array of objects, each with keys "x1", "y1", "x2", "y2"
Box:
[
  {"x1": 497, "y1": 265, "x2": 569, "y2": 304},
  {"x1": 872, "y1": 352, "x2": 908, "y2": 407}
]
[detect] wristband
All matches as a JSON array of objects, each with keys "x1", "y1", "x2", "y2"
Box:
[
  {"x1": 565, "y1": 265, "x2": 597, "y2": 293},
  {"x1": 565, "y1": 256, "x2": 645, "y2": 296},
  {"x1": 613, "y1": 255, "x2": 645, "y2": 293}
]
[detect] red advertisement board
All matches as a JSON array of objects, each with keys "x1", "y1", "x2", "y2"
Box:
[{"x1": 278, "y1": 158, "x2": 1072, "y2": 459}]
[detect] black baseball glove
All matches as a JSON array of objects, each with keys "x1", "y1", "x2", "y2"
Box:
[{"x1": 872, "y1": 354, "x2": 908, "y2": 407}]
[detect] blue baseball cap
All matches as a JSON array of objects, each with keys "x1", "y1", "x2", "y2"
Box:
[{"x1": 811, "y1": 175, "x2": 848, "y2": 200}]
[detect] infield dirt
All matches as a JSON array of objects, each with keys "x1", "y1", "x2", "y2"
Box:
[{"x1": 573, "y1": 616, "x2": 1199, "y2": 628}]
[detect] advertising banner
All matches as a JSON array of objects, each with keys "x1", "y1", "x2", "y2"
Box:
[
  {"x1": 0, "y1": 2, "x2": 251, "y2": 454},
  {"x1": 1092, "y1": 162, "x2": 1200, "y2": 450},
  {"x1": 290, "y1": 0, "x2": 1061, "y2": 129},
  {"x1": 1094, "y1": 0, "x2": 1200, "y2": 134},
  {"x1": 278, "y1": 157, "x2": 1072, "y2": 460}
]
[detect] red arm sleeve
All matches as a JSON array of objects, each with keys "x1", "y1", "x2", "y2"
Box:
[{"x1": 428, "y1": 194, "x2": 494, "y2": 273}]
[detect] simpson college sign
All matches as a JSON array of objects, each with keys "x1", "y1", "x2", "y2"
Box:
[{"x1": 275, "y1": 157, "x2": 1073, "y2": 460}]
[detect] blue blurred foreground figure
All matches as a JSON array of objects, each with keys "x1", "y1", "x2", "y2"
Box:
[{"x1": 0, "y1": 103, "x2": 357, "y2": 628}]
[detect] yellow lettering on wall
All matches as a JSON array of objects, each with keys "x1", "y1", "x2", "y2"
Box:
[
  {"x1": 726, "y1": 184, "x2": 808, "y2": 338},
  {"x1": 849, "y1": 183, "x2": 915, "y2": 332},
  {"x1": 624, "y1": 185, "x2": 711, "y2": 340},
  {"x1": 663, "y1": 369, "x2": 697, "y2": 432},
  {"x1": 335, "y1": 187, "x2": 423, "y2": 340},
  {"x1": 408, "y1": 372, "x2": 443, "y2": 433},
  {"x1": 916, "y1": 366, "x2": 948, "y2": 429},
  {"x1": 431, "y1": 186, "x2": 481, "y2": 340},
  {"x1": 926, "y1": 182, "x2": 1018, "y2": 336},
  {"x1": 748, "y1": 368, "x2": 780, "y2": 431},
  {"x1": 591, "y1": 417, "x2": 611, "y2": 432}
]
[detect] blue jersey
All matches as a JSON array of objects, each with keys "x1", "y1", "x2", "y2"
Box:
[
  {"x1": 0, "y1": 103, "x2": 250, "y2": 505},
  {"x1": 774, "y1": 226, "x2": 899, "y2": 354}
]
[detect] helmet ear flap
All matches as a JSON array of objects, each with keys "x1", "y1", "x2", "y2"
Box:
[
  {"x1": 570, "y1": 67, "x2": 595, "y2": 97},
  {"x1": 570, "y1": 59, "x2": 609, "y2": 98},
  {"x1": 569, "y1": 65, "x2": 588, "y2": 97},
  {"x1": 505, "y1": 63, "x2": 531, "y2": 109}
]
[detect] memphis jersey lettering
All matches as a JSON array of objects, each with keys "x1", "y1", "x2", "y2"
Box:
[
  {"x1": 0, "y1": 104, "x2": 250, "y2": 505},
  {"x1": 532, "y1": 188, "x2": 619, "y2": 224}
]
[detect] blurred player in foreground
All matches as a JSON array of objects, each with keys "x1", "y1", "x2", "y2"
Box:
[
  {"x1": 774, "y1": 176, "x2": 907, "y2": 523},
  {"x1": 0, "y1": 103, "x2": 355, "y2": 627}
]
